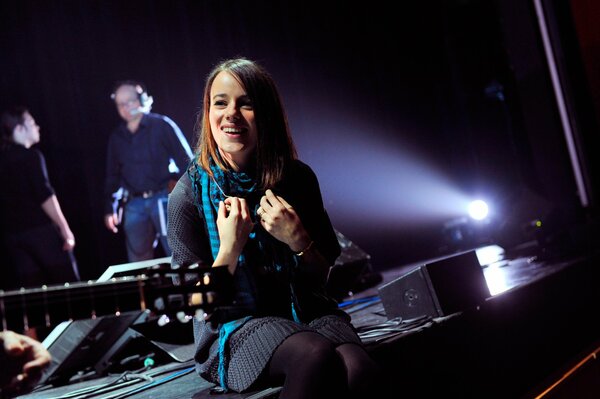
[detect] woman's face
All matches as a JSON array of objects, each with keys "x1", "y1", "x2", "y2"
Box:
[{"x1": 209, "y1": 71, "x2": 258, "y2": 170}]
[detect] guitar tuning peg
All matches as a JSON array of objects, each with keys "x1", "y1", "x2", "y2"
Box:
[
  {"x1": 157, "y1": 314, "x2": 170, "y2": 326},
  {"x1": 176, "y1": 311, "x2": 192, "y2": 323},
  {"x1": 194, "y1": 309, "x2": 207, "y2": 321}
]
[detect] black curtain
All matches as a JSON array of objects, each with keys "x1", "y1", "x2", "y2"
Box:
[{"x1": 0, "y1": 0, "x2": 586, "y2": 280}]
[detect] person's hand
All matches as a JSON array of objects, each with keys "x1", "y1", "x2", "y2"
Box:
[
  {"x1": 0, "y1": 331, "x2": 51, "y2": 397},
  {"x1": 216, "y1": 197, "x2": 254, "y2": 263},
  {"x1": 61, "y1": 228, "x2": 76, "y2": 251},
  {"x1": 104, "y1": 213, "x2": 119, "y2": 233},
  {"x1": 257, "y1": 189, "x2": 311, "y2": 252}
]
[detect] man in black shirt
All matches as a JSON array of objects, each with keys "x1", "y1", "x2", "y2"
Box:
[
  {"x1": 104, "y1": 81, "x2": 192, "y2": 262},
  {"x1": 0, "y1": 107, "x2": 80, "y2": 289}
]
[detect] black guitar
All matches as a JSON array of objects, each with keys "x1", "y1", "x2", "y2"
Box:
[{"x1": 0, "y1": 262, "x2": 234, "y2": 335}]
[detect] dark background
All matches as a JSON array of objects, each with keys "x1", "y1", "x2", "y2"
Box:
[{"x1": 1, "y1": 0, "x2": 598, "y2": 281}]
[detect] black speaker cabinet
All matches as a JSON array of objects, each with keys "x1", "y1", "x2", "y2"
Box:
[
  {"x1": 378, "y1": 250, "x2": 490, "y2": 320},
  {"x1": 40, "y1": 310, "x2": 147, "y2": 386}
]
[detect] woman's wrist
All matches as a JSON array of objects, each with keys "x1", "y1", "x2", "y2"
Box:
[
  {"x1": 294, "y1": 240, "x2": 314, "y2": 257},
  {"x1": 214, "y1": 246, "x2": 239, "y2": 268}
]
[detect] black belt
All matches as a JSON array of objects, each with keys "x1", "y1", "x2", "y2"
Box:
[{"x1": 131, "y1": 190, "x2": 157, "y2": 199}]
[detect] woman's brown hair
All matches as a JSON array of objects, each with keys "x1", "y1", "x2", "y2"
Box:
[{"x1": 196, "y1": 58, "x2": 297, "y2": 189}]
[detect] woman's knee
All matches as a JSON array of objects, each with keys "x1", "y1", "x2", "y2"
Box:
[
  {"x1": 289, "y1": 332, "x2": 337, "y2": 369},
  {"x1": 268, "y1": 332, "x2": 346, "y2": 396}
]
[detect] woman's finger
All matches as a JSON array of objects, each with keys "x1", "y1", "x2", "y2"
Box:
[
  {"x1": 265, "y1": 189, "x2": 282, "y2": 207},
  {"x1": 238, "y1": 198, "x2": 250, "y2": 219},
  {"x1": 277, "y1": 195, "x2": 293, "y2": 210},
  {"x1": 218, "y1": 201, "x2": 226, "y2": 218}
]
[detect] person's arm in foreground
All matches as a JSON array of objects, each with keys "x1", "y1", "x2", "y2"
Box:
[{"x1": 0, "y1": 331, "x2": 51, "y2": 397}]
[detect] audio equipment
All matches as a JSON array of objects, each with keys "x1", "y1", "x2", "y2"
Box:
[
  {"x1": 39, "y1": 310, "x2": 147, "y2": 386},
  {"x1": 378, "y1": 250, "x2": 490, "y2": 320},
  {"x1": 1, "y1": 262, "x2": 233, "y2": 387}
]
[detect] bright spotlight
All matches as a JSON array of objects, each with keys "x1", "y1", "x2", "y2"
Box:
[{"x1": 468, "y1": 200, "x2": 489, "y2": 221}]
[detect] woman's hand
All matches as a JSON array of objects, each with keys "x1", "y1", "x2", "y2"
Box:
[
  {"x1": 257, "y1": 189, "x2": 311, "y2": 253},
  {"x1": 214, "y1": 197, "x2": 254, "y2": 273},
  {"x1": 258, "y1": 190, "x2": 331, "y2": 281}
]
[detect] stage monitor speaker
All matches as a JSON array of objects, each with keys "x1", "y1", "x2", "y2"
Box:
[
  {"x1": 378, "y1": 250, "x2": 490, "y2": 320},
  {"x1": 40, "y1": 310, "x2": 148, "y2": 386}
]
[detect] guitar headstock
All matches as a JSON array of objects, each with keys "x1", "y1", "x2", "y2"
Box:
[
  {"x1": 0, "y1": 263, "x2": 235, "y2": 334},
  {"x1": 140, "y1": 262, "x2": 234, "y2": 325}
]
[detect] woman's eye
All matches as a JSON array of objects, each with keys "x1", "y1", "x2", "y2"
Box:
[{"x1": 213, "y1": 100, "x2": 226, "y2": 107}]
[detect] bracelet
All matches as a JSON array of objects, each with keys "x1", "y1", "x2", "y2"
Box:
[{"x1": 294, "y1": 240, "x2": 314, "y2": 257}]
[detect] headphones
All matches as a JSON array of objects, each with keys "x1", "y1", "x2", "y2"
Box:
[{"x1": 111, "y1": 80, "x2": 154, "y2": 111}]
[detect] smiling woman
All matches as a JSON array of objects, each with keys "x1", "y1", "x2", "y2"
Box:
[{"x1": 167, "y1": 58, "x2": 385, "y2": 397}]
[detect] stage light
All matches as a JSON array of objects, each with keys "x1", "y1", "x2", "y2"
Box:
[
  {"x1": 292, "y1": 112, "x2": 502, "y2": 262},
  {"x1": 441, "y1": 199, "x2": 495, "y2": 252},
  {"x1": 468, "y1": 200, "x2": 489, "y2": 221},
  {"x1": 300, "y1": 129, "x2": 474, "y2": 228}
]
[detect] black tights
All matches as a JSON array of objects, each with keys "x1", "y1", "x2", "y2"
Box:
[{"x1": 263, "y1": 332, "x2": 382, "y2": 399}]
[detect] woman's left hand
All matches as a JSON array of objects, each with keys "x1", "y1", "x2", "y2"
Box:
[{"x1": 257, "y1": 189, "x2": 311, "y2": 252}]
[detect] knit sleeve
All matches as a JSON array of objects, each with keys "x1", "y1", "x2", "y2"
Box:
[
  {"x1": 302, "y1": 166, "x2": 340, "y2": 265},
  {"x1": 167, "y1": 173, "x2": 213, "y2": 267},
  {"x1": 278, "y1": 161, "x2": 341, "y2": 265}
]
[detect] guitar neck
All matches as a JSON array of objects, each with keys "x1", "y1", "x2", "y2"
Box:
[
  {"x1": 0, "y1": 277, "x2": 150, "y2": 334},
  {"x1": 0, "y1": 264, "x2": 234, "y2": 334}
]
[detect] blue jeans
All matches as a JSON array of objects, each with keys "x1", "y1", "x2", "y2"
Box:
[{"x1": 123, "y1": 190, "x2": 171, "y2": 262}]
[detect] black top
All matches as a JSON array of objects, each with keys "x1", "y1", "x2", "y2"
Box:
[
  {"x1": 0, "y1": 143, "x2": 55, "y2": 233},
  {"x1": 104, "y1": 112, "x2": 191, "y2": 213},
  {"x1": 167, "y1": 160, "x2": 343, "y2": 322}
]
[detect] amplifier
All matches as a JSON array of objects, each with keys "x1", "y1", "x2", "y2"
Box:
[{"x1": 378, "y1": 250, "x2": 490, "y2": 320}]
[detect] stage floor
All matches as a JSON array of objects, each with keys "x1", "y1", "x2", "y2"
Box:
[{"x1": 17, "y1": 241, "x2": 600, "y2": 399}]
